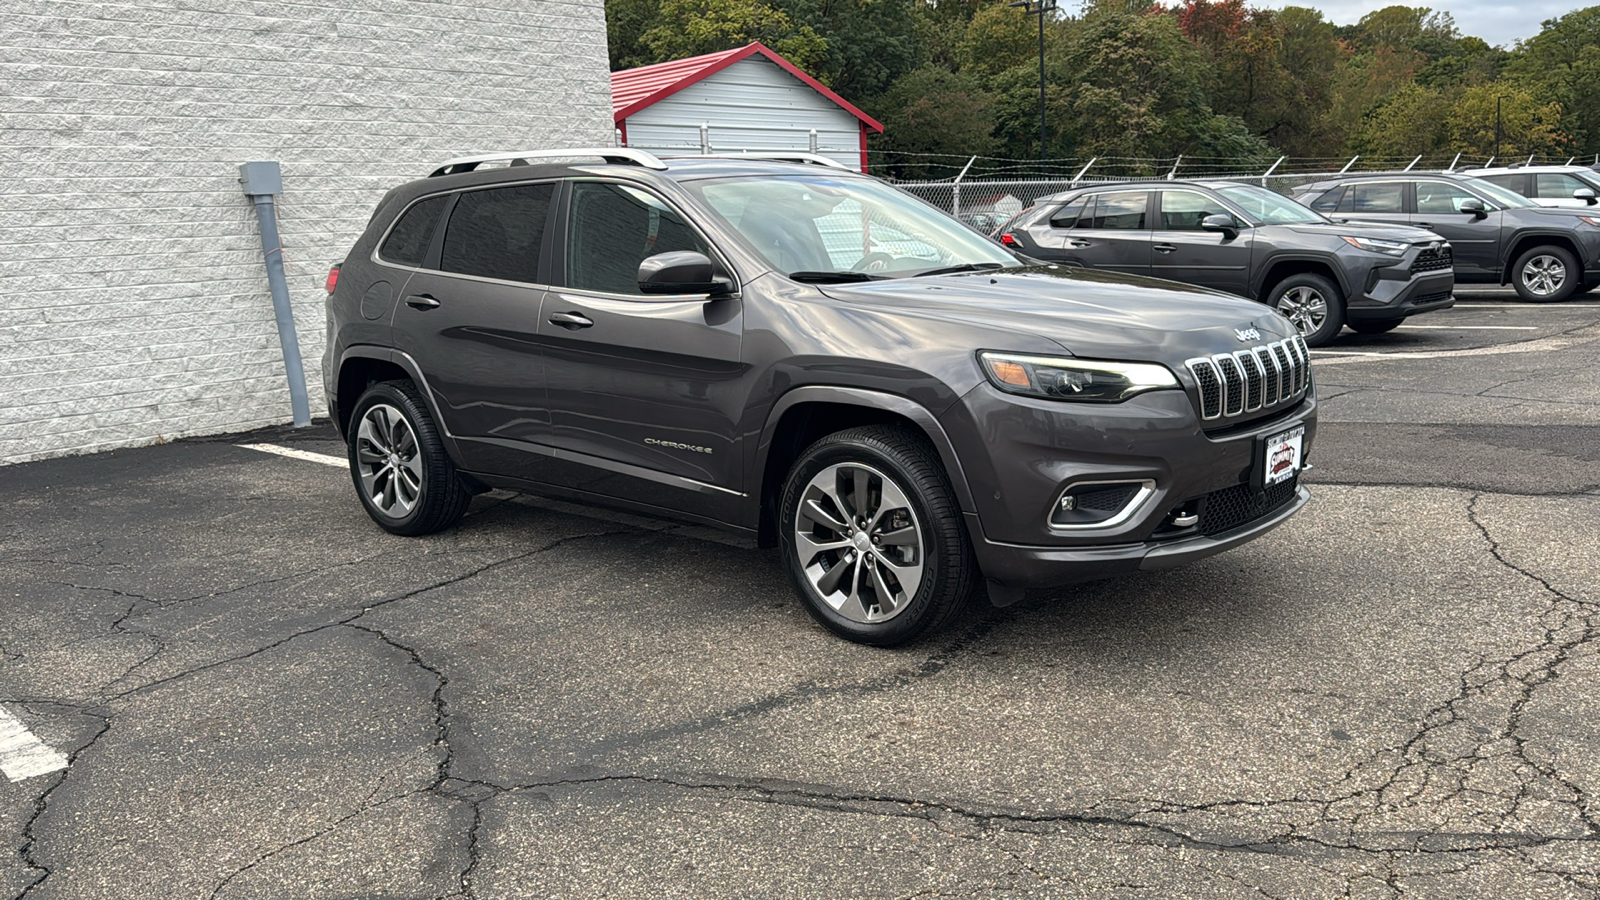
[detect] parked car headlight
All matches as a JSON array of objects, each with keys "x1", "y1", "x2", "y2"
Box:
[
  {"x1": 1577, "y1": 215, "x2": 1600, "y2": 227},
  {"x1": 980, "y1": 353, "x2": 1178, "y2": 402},
  {"x1": 1339, "y1": 235, "x2": 1409, "y2": 256}
]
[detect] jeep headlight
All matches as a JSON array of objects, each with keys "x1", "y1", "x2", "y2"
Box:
[
  {"x1": 1339, "y1": 235, "x2": 1409, "y2": 256},
  {"x1": 980, "y1": 352, "x2": 1179, "y2": 402}
]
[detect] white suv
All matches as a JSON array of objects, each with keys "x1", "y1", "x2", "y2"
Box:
[{"x1": 1462, "y1": 165, "x2": 1600, "y2": 209}]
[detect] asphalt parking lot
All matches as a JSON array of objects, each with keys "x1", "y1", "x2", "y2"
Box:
[{"x1": 3, "y1": 288, "x2": 1598, "y2": 899}]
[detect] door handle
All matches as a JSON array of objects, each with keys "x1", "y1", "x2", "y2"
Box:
[
  {"x1": 1067, "y1": 239, "x2": 1092, "y2": 248},
  {"x1": 548, "y1": 311, "x2": 594, "y2": 330},
  {"x1": 1416, "y1": 222, "x2": 1434, "y2": 228},
  {"x1": 1154, "y1": 244, "x2": 1177, "y2": 253},
  {"x1": 404, "y1": 293, "x2": 440, "y2": 310}
]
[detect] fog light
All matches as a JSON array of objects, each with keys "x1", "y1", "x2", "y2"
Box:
[{"x1": 1049, "y1": 480, "x2": 1155, "y2": 529}]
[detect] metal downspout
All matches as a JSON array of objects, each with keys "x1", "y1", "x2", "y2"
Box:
[{"x1": 239, "y1": 161, "x2": 310, "y2": 427}]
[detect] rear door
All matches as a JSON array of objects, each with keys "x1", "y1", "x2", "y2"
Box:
[
  {"x1": 388, "y1": 181, "x2": 557, "y2": 476},
  {"x1": 1411, "y1": 181, "x2": 1502, "y2": 277},
  {"x1": 1060, "y1": 190, "x2": 1153, "y2": 276},
  {"x1": 536, "y1": 179, "x2": 748, "y2": 514},
  {"x1": 1150, "y1": 189, "x2": 1254, "y2": 296},
  {"x1": 1335, "y1": 180, "x2": 1412, "y2": 228}
]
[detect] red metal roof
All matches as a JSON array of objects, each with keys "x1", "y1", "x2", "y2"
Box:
[{"x1": 610, "y1": 42, "x2": 884, "y2": 133}]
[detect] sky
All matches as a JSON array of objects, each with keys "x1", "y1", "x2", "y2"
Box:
[{"x1": 1251, "y1": 2, "x2": 1585, "y2": 47}]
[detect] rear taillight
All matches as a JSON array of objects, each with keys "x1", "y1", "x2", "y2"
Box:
[
  {"x1": 999, "y1": 233, "x2": 1017, "y2": 246},
  {"x1": 325, "y1": 265, "x2": 340, "y2": 294}
]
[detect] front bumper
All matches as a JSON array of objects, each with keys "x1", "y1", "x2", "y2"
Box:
[
  {"x1": 968, "y1": 484, "x2": 1308, "y2": 589},
  {"x1": 1347, "y1": 263, "x2": 1454, "y2": 323}
]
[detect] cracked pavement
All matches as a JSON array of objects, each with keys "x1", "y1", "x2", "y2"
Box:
[{"x1": 2, "y1": 292, "x2": 1598, "y2": 898}]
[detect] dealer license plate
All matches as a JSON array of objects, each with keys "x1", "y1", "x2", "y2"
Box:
[{"x1": 1263, "y1": 425, "x2": 1304, "y2": 487}]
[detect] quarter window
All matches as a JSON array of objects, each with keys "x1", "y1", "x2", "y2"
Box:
[
  {"x1": 1048, "y1": 196, "x2": 1089, "y2": 229},
  {"x1": 1159, "y1": 191, "x2": 1229, "y2": 230},
  {"x1": 1307, "y1": 186, "x2": 1345, "y2": 213},
  {"x1": 566, "y1": 182, "x2": 709, "y2": 294},
  {"x1": 1338, "y1": 183, "x2": 1405, "y2": 214},
  {"x1": 439, "y1": 183, "x2": 554, "y2": 284},
  {"x1": 379, "y1": 195, "x2": 448, "y2": 267},
  {"x1": 1083, "y1": 192, "x2": 1148, "y2": 230}
]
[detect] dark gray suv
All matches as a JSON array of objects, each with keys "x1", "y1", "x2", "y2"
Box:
[
  {"x1": 1293, "y1": 172, "x2": 1600, "y2": 302},
  {"x1": 998, "y1": 181, "x2": 1454, "y2": 345},
  {"x1": 324, "y1": 150, "x2": 1317, "y2": 646}
]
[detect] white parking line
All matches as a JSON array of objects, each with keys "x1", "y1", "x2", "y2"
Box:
[
  {"x1": 237, "y1": 443, "x2": 347, "y2": 468},
  {"x1": 1394, "y1": 325, "x2": 1538, "y2": 330},
  {"x1": 1453, "y1": 303, "x2": 1600, "y2": 309},
  {"x1": 1311, "y1": 330, "x2": 1596, "y2": 363},
  {"x1": 0, "y1": 705, "x2": 68, "y2": 782}
]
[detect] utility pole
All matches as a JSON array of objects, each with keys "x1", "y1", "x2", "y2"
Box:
[
  {"x1": 1008, "y1": 0, "x2": 1057, "y2": 165},
  {"x1": 1494, "y1": 95, "x2": 1502, "y2": 163}
]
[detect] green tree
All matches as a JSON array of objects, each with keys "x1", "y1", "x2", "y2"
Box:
[
  {"x1": 1447, "y1": 84, "x2": 1569, "y2": 159},
  {"x1": 868, "y1": 66, "x2": 1000, "y2": 178},
  {"x1": 956, "y1": 2, "x2": 1040, "y2": 76},
  {"x1": 1349, "y1": 82, "x2": 1448, "y2": 156},
  {"x1": 772, "y1": 0, "x2": 927, "y2": 99},
  {"x1": 1505, "y1": 7, "x2": 1600, "y2": 151},
  {"x1": 639, "y1": 0, "x2": 827, "y2": 72},
  {"x1": 1269, "y1": 6, "x2": 1342, "y2": 154}
]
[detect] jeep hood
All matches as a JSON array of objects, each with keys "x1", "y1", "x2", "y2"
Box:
[{"x1": 818, "y1": 265, "x2": 1296, "y2": 361}]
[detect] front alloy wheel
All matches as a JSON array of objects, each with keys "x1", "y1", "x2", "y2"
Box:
[
  {"x1": 1267, "y1": 272, "x2": 1345, "y2": 346},
  {"x1": 794, "y1": 462, "x2": 924, "y2": 624},
  {"x1": 1513, "y1": 245, "x2": 1578, "y2": 302}
]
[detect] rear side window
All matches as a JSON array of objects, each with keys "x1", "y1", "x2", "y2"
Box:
[
  {"x1": 439, "y1": 183, "x2": 555, "y2": 284},
  {"x1": 379, "y1": 195, "x2": 448, "y2": 267},
  {"x1": 1338, "y1": 183, "x2": 1405, "y2": 214},
  {"x1": 1083, "y1": 192, "x2": 1148, "y2": 230},
  {"x1": 1307, "y1": 186, "x2": 1344, "y2": 213},
  {"x1": 566, "y1": 182, "x2": 709, "y2": 295}
]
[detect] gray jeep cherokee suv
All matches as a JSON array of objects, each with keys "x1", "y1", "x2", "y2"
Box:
[
  {"x1": 324, "y1": 149, "x2": 1317, "y2": 646},
  {"x1": 998, "y1": 180, "x2": 1455, "y2": 345}
]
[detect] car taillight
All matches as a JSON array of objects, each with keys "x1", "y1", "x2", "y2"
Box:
[
  {"x1": 325, "y1": 265, "x2": 340, "y2": 294},
  {"x1": 1000, "y1": 233, "x2": 1017, "y2": 246}
]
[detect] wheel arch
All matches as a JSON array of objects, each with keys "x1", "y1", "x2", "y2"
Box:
[
  {"x1": 752, "y1": 388, "x2": 976, "y2": 549},
  {"x1": 1501, "y1": 232, "x2": 1583, "y2": 286},
  {"x1": 334, "y1": 348, "x2": 446, "y2": 445},
  {"x1": 1254, "y1": 255, "x2": 1348, "y2": 302}
]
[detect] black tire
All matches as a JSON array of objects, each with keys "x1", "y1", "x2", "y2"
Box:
[
  {"x1": 1348, "y1": 318, "x2": 1404, "y2": 334},
  {"x1": 1266, "y1": 272, "x2": 1345, "y2": 347},
  {"x1": 1511, "y1": 245, "x2": 1580, "y2": 302},
  {"x1": 347, "y1": 380, "x2": 472, "y2": 536},
  {"x1": 778, "y1": 426, "x2": 976, "y2": 647}
]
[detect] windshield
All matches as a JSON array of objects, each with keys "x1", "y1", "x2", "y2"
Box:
[
  {"x1": 1213, "y1": 185, "x2": 1327, "y2": 225},
  {"x1": 1462, "y1": 177, "x2": 1534, "y2": 209},
  {"x1": 684, "y1": 174, "x2": 1018, "y2": 280}
]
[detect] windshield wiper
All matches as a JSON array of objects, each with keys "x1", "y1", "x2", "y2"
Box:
[
  {"x1": 787, "y1": 270, "x2": 881, "y2": 283},
  {"x1": 911, "y1": 262, "x2": 1007, "y2": 277}
]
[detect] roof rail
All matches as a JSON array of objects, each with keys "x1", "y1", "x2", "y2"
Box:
[
  {"x1": 428, "y1": 148, "x2": 667, "y2": 177},
  {"x1": 669, "y1": 151, "x2": 852, "y2": 171}
]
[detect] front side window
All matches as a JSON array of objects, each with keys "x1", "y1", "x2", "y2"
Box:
[
  {"x1": 565, "y1": 182, "x2": 709, "y2": 295},
  {"x1": 380, "y1": 195, "x2": 449, "y2": 267},
  {"x1": 439, "y1": 183, "x2": 554, "y2": 283},
  {"x1": 1537, "y1": 172, "x2": 1592, "y2": 199},
  {"x1": 1082, "y1": 192, "x2": 1149, "y2": 230},
  {"x1": 1159, "y1": 190, "x2": 1231, "y2": 230},
  {"x1": 1338, "y1": 183, "x2": 1406, "y2": 214},
  {"x1": 1415, "y1": 182, "x2": 1481, "y2": 215}
]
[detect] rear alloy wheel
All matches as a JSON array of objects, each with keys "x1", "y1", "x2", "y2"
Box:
[
  {"x1": 779, "y1": 426, "x2": 975, "y2": 646},
  {"x1": 1267, "y1": 272, "x2": 1345, "y2": 347},
  {"x1": 348, "y1": 380, "x2": 472, "y2": 536},
  {"x1": 1348, "y1": 318, "x2": 1404, "y2": 334},
  {"x1": 1512, "y1": 245, "x2": 1579, "y2": 302}
]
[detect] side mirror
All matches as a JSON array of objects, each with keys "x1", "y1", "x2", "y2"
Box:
[
  {"x1": 1459, "y1": 198, "x2": 1489, "y2": 219},
  {"x1": 637, "y1": 251, "x2": 732, "y2": 295},
  {"x1": 1200, "y1": 213, "x2": 1239, "y2": 235},
  {"x1": 1575, "y1": 188, "x2": 1597, "y2": 205}
]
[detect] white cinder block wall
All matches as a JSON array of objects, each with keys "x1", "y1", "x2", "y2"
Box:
[{"x1": 1, "y1": 0, "x2": 614, "y2": 465}]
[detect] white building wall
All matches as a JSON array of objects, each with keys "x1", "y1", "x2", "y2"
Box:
[
  {"x1": 0, "y1": 0, "x2": 613, "y2": 465},
  {"x1": 622, "y1": 57, "x2": 863, "y2": 171}
]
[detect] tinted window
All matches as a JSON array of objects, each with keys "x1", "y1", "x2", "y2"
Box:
[
  {"x1": 567, "y1": 182, "x2": 709, "y2": 294},
  {"x1": 1536, "y1": 172, "x2": 1591, "y2": 198},
  {"x1": 1338, "y1": 183, "x2": 1405, "y2": 214},
  {"x1": 1159, "y1": 191, "x2": 1229, "y2": 230},
  {"x1": 1083, "y1": 192, "x2": 1148, "y2": 230},
  {"x1": 1307, "y1": 186, "x2": 1345, "y2": 213},
  {"x1": 439, "y1": 183, "x2": 554, "y2": 283},
  {"x1": 1048, "y1": 196, "x2": 1089, "y2": 228},
  {"x1": 1478, "y1": 173, "x2": 1525, "y2": 195},
  {"x1": 379, "y1": 195, "x2": 448, "y2": 267},
  {"x1": 1415, "y1": 182, "x2": 1479, "y2": 215}
]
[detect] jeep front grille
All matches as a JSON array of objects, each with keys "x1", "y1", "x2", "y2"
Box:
[{"x1": 1184, "y1": 336, "x2": 1310, "y2": 422}]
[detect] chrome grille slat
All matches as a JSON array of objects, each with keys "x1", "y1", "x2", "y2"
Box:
[{"x1": 1185, "y1": 335, "x2": 1312, "y2": 423}]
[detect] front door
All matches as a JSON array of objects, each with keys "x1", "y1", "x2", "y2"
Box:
[
  {"x1": 1411, "y1": 181, "x2": 1502, "y2": 278},
  {"x1": 538, "y1": 179, "x2": 748, "y2": 517},
  {"x1": 1150, "y1": 189, "x2": 1254, "y2": 296},
  {"x1": 388, "y1": 181, "x2": 557, "y2": 477}
]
